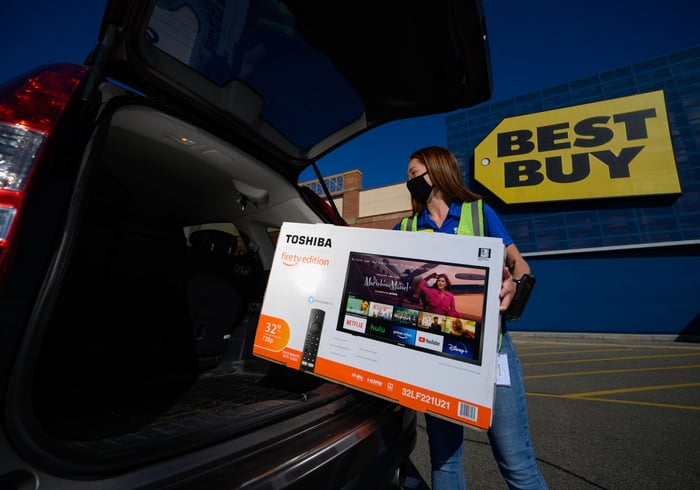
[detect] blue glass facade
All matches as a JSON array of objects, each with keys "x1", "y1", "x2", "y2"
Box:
[
  {"x1": 446, "y1": 46, "x2": 700, "y2": 254},
  {"x1": 446, "y1": 46, "x2": 699, "y2": 336}
]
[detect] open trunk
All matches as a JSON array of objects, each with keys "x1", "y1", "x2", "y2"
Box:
[
  {"x1": 1, "y1": 0, "x2": 492, "y2": 483},
  {"x1": 16, "y1": 98, "x2": 399, "y2": 476}
]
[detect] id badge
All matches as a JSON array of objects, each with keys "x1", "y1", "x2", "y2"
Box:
[{"x1": 495, "y1": 353, "x2": 511, "y2": 387}]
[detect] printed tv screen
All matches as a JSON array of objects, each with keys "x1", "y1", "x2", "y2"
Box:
[{"x1": 336, "y1": 251, "x2": 492, "y2": 365}]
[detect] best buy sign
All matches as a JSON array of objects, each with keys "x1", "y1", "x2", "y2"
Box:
[{"x1": 474, "y1": 90, "x2": 681, "y2": 203}]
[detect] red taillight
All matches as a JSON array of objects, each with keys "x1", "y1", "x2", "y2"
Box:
[{"x1": 0, "y1": 63, "x2": 90, "y2": 284}]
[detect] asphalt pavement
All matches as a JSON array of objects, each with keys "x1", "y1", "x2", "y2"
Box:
[{"x1": 402, "y1": 332, "x2": 700, "y2": 489}]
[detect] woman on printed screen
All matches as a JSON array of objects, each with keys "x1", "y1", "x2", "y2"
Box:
[
  {"x1": 393, "y1": 146, "x2": 547, "y2": 490},
  {"x1": 419, "y1": 272, "x2": 458, "y2": 317}
]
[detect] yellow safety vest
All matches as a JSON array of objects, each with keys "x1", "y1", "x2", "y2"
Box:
[{"x1": 399, "y1": 200, "x2": 484, "y2": 236}]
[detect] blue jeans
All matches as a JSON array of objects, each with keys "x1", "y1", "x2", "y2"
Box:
[{"x1": 425, "y1": 332, "x2": 547, "y2": 489}]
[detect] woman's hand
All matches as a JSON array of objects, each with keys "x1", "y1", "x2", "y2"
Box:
[
  {"x1": 499, "y1": 266, "x2": 518, "y2": 312},
  {"x1": 423, "y1": 272, "x2": 437, "y2": 282},
  {"x1": 501, "y1": 243, "x2": 529, "y2": 314}
]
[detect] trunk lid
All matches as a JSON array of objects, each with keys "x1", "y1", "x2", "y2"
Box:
[{"x1": 94, "y1": 0, "x2": 492, "y2": 171}]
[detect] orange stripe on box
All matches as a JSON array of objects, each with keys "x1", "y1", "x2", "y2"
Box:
[{"x1": 315, "y1": 357, "x2": 492, "y2": 429}]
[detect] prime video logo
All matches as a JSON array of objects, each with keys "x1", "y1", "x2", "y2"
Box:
[{"x1": 391, "y1": 326, "x2": 416, "y2": 344}]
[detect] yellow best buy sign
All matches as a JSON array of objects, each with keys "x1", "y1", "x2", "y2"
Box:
[{"x1": 474, "y1": 90, "x2": 681, "y2": 204}]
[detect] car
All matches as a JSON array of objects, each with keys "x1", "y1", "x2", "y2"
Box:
[{"x1": 0, "y1": 0, "x2": 492, "y2": 488}]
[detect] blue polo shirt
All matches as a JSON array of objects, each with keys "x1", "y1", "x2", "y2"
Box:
[{"x1": 392, "y1": 201, "x2": 514, "y2": 247}]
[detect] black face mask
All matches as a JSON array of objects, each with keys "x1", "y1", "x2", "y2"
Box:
[{"x1": 406, "y1": 171, "x2": 433, "y2": 204}]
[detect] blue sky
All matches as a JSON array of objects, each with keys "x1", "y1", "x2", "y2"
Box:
[{"x1": 2, "y1": 1, "x2": 699, "y2": 188}]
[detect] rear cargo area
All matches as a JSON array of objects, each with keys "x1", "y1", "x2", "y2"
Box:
[{"x1": 31, "y1": 173, "x2": 328, "y2": 464}]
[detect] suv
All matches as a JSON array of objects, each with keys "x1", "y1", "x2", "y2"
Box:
[{"x1": 0, "y1": 1, "x2": 491, "y2": 488}]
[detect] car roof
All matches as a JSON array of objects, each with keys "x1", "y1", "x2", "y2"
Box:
[{"x1": 95, "y1": 0, "x2": 492, "y2": 173}]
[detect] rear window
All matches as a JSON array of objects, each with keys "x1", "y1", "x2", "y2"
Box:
[{"x1": 146, "y1": 0, "x2": 363, "y2": 149}]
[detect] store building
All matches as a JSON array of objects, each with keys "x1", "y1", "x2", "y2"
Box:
[{"x1": 304, "y1": 46, "x2": 699, "y2": 337}]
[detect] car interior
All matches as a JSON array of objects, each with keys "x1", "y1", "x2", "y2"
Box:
[{"x1": 28, "y1": 99, "x2": 342, "y2": 466}]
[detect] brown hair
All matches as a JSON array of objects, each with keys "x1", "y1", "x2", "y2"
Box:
[
  {"x1": 432, "y1": 273, "x2": 452, "y2": 290},
  {"x1": 408, "y1": 146, "x2": 481, "y2": 215}
]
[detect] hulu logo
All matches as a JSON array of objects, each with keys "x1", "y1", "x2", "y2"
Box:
[{"x1": 369, "y1": 324, "x2": 386, "y2": 334}]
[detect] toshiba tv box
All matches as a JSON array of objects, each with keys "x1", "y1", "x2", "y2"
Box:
[{"x1": 254, "y1": 222, "x2": 504, "y2": 429}]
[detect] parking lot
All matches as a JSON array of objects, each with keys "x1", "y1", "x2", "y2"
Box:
[{"x1": 404, "y1": 332, "x2": 700, "y2": 489}]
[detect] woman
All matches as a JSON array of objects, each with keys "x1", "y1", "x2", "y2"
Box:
[
  {"x1": 393, "y1": 146, "x2": 547, "y2": 490},
  {"x1": 419, "y1": 272, "x2": 457, "y2": 316}
]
